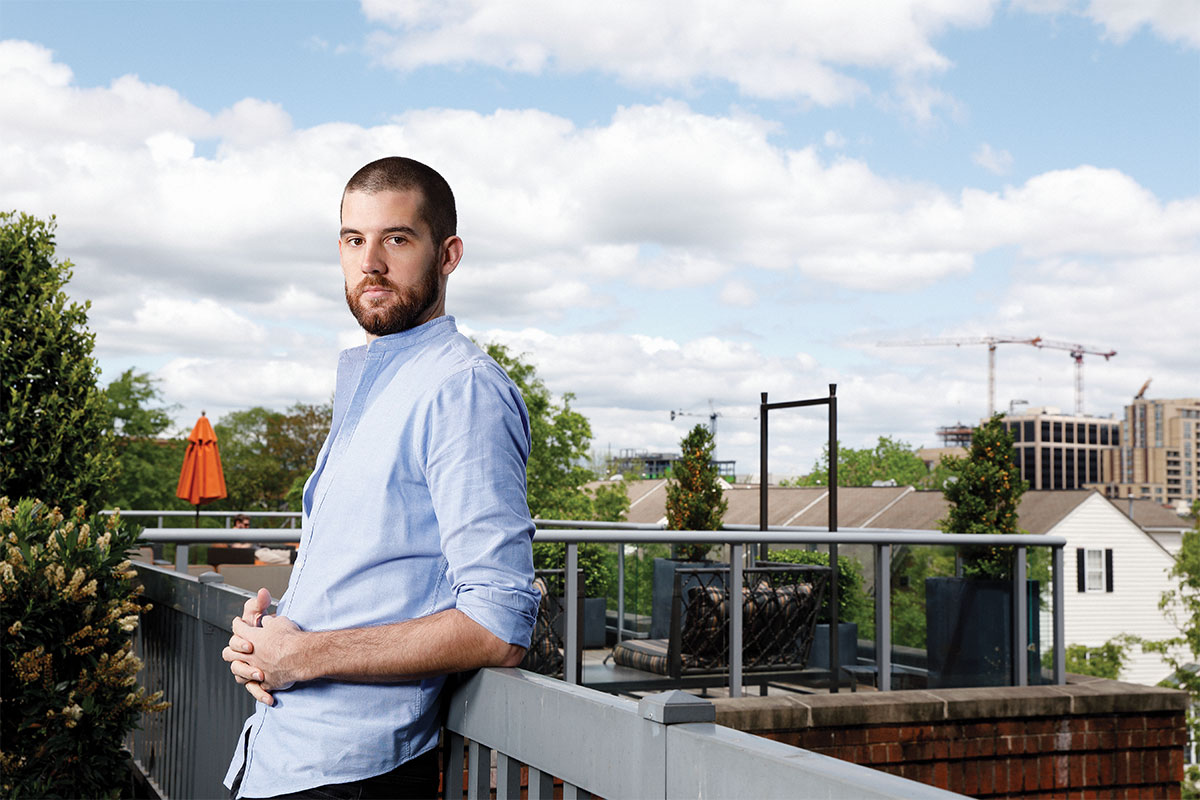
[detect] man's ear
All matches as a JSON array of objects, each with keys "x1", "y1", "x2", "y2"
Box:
[{"x1": 440, "y1": 236, "x2": 464, "y2": 276}]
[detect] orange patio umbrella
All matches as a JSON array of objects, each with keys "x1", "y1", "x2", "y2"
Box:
[{"x1": 176, "y1": 412, "x2": 227, "y2": 526}]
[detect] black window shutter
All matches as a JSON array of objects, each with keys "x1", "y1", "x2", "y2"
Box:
[
  {"x1": 1076, "y1": 548, "x2": 1086, "y2": 592},
  {"x1": 1105, "y1": 549, "x2": 1114, "y2": 593}
]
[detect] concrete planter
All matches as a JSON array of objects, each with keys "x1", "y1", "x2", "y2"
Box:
[
  {"x1": 925, "y1": 576, "x2": 1042, "y2": 688},
  {"x1": 808, "y1": 622, "x2": 859, "y2": 670}
]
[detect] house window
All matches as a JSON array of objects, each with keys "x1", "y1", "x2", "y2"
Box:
[{"x1": 1077, "y1": 548, "x2": 1113, "y2": 593}]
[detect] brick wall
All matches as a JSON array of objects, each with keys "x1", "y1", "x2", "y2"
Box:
[{"x1": 712, "y1": 676, "x2": 1188, "y2": 799}]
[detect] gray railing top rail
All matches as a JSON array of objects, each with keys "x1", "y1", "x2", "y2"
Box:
[
  {"x1": 136, "y1": 525, "x2": 1067, "y2": 547},
  {"x1": 102, "y1": 509, "x2": 301, "y2": 517},
  {"x1": 447, "y1": 667, "x2": 963, "y2": 799}
]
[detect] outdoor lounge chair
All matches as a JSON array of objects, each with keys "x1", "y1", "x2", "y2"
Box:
[
  {"x1": 518, "y1": 571, "x2": 583, "y2": 680},
  {"x1": 590, "y1": 563, "x2": 838, "y2": 695}
]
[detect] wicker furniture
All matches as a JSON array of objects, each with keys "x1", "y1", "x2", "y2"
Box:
[{"x1": 595, "y1": 563, "x2": 834, "y2": 694}]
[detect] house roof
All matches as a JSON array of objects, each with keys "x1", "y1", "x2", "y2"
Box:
[
  {"x1": 1117, "y1": 497, "x2": 1194, "y2": 531},
  {"x1": 588, "y1": 480, "x2": 1104, "y2": 534}
]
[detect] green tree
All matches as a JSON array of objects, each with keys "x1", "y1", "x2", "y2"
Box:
[
  {"x1": 0, "y1": 212, "x2": 117, "y2": 511},
  {"x1": 938, "y1": 414, "x2": 1028, "y2": 580},
  {"x1": 484, "y1": 343, "x2": 596, "y2": 520},
  {"x1": 1044, "y1": 635, "x2": 1136, "y2": 680},
  {"x1": 214, "y1": 407, "x2": 289, "y2": 511},
  {"x1": 1142, "y1": 517, "x2": 1200, "y2": 797},
  {"x1": 784, "y1": 436, "x2": 930, "y2": 487},
  {"x1": 102, "y1": 370, "x2": 189, "y2": 510},
  {"x1": 271, "y1": 402, "x2": 332, "y2": 481},
  {"x1": 665, "y1": 425, "x2": 728, "y2": 560},
  {"x1": 590, "y1": 479, "x2": 630, "y2": 523}
]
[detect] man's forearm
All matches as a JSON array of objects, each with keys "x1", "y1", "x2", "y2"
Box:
[{"x1": 287, "y1": 608, "x2": 525, "y2": 683}]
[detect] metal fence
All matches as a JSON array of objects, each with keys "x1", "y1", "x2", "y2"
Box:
[
  {"x1": 131, "y1": 563, "x2": 964, "y2": 799},
  {"x1": 444, "y1": 667, "x2": 962, "y2": 800},
  {"x1": 138, "y1": 523, "x2": 1069, "y2": 698}
]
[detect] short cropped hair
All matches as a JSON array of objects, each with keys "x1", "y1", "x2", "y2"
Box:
[{"x1": 341, "y1": 157, "x2": 457, "y2": 246}]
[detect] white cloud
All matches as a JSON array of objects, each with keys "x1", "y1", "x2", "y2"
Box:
[
  {"x1": 719, "y1": 280, "x2": 758, "y2": 308},
  {"x1": 4, "y1": 41, "x2": 1196, "y2": 476},
  {"x1": 1011, "y1": 0, "x2": 1200, "y2": 47},
  {"x1": 823, "y1": 130, "x2": 847, "y2": 149},
  {"x1": 360, "y1": 0, "x2": 996, "y2": 106},
  {"x1": 11, "y1": 42, "x2": 1193, "y2": 327},
  {"x1": 972, "y1": 142, "x2": 1014, "y2": 175}
]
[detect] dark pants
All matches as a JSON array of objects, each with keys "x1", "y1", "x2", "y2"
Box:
[{"x1": 240, "y1": 747, "x2": 440, "y2": 800}]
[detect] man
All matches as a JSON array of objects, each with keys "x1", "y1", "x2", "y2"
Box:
[{"x1": 221, "y1": 157, "x2": 539, "y2": 799}]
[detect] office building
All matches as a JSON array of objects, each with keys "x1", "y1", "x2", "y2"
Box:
[
  {"x1": 1112, "y1": 396, "x2": 1200, "y2": 507},
  {"x1": 1000, "y1": 407, "x2": 1120, "y2": 491}
]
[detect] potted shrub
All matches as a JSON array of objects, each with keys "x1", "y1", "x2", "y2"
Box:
[
  {"x1": 651, "y1": 426, "x2": 729, "y2": 637},
  {"x1": 532, "y1": 541, "x2": 611, "y2": 648},
  {"x1": 0, "y1": 499, "x2": 167, "y2": 798},
  {"x1": 926, "y1": 414, "x2": 1041, "y2": 687}
]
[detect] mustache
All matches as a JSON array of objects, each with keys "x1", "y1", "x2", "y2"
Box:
[{"x1": 352, "y1": 275, "x2": 400, "y2": 295}]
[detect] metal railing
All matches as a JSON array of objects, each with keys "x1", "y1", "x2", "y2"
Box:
[
  {"x1": 101, "y1": 509, "x2": 300, "y2": 529},
  {"x1": 130, "y1": 563, "x2": 963, "y2": 799},
  {"x1": 445, "y1": 667, "x2": 962, "y2": 799},
  {"x1": 136, "y1": 523, "x2": 1068, "y2": 698}
]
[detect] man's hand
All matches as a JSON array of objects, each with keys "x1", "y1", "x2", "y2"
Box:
[
  {"x1": 225, "y1": 588, "x2": 274, "y2": 704},
  {"x1": 223, "y1": 614, "x2": 304, "y2": 705}
]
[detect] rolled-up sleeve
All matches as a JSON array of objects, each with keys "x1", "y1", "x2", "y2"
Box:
[{"x1": 423, "y1": 363, "x2": 539, "y2": 647}]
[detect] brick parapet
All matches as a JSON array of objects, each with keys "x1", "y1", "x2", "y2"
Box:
[{"x1": 712, "y1": 675, "x2": 1189, "y2": 798}]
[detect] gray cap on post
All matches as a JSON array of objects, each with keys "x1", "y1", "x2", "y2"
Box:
[{"x1": 638, "y1": 690, "x2": 716, "y2": 724}]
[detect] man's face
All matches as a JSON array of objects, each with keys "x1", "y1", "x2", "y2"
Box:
[{"x1": 338, "y1": 189, "x2": 461, "y2": 339}]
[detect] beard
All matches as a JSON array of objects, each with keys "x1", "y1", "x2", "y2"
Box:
[{"x1": 345, "y1": 258, "x2": 441, "y2": 337}]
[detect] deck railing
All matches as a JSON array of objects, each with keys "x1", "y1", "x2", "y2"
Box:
[
  {"x1": 135, "y1": 521, "x2": 1068, "y2": 698},
  {"x1": 130, "y1": 564, "x2": 964, "y2": 799}
]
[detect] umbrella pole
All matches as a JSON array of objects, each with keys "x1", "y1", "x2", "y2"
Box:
[{"x1": 194, "y1": 504, "x2": 200, "y2": 528}]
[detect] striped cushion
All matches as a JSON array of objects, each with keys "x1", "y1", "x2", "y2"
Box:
[{"x1": 612, "y1": 638, "x2": 672, "y2": 674}]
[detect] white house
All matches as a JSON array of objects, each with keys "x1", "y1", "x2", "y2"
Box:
[{"x1": 1022, "y1": 491, "x2": 1187, "y2": 686}]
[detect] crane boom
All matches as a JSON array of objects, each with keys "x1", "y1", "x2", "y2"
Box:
[
  {"x1": 1029, "y1": 340, "x2": 1117, "y2": 415},
  {"x1": 877, "y1": 335, "x2": 1117, "y2": 417},
  {"x1": 877, "y1": 335, "x2": 1042, "y2": 417}
]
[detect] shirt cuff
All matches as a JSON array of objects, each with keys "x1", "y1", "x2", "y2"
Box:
[{"x1": 455, "y1": 583, "x2": 539, "y2": 648}]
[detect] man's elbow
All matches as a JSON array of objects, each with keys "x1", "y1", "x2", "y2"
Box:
[{"x1": 495, "y1": 643, "x2": 525, "y2": 668}]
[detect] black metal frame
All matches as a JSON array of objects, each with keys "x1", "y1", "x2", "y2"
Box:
[{"x1": 759, "y1": 384, "x2": 845, "y2": 690}]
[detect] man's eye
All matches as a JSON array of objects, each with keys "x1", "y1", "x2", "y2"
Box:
[
  {"x1": 346, "y1": 237, "x2": 364, "y2": 246},
  {"x1": 387, "y1": 235, "x2": 407, "y2": 245}
]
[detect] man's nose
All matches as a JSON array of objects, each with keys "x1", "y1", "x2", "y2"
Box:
[{"x1": 361, "y1": 240, "x2": 386, "y2": 273}]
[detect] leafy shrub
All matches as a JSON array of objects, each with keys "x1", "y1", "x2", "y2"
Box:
[
  {"x1": 767, "y1": 548, "x2": 873, "y2": 628},
  {"x1": 665, "y1": 425, "x2": 728, "y2": 561},
  {"x1": 533, "y1": 541, "x2": 610, "y2": 597},
  {"x1": 0, "y1": 498, "x2": 166, "y2": 799}
]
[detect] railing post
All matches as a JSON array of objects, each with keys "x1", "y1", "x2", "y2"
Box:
[
  {"x1": 875, "y1": 543, "x2": 891, "y2": 692},
  {"x1": 565, "y1": 542, "x2": 579, "y2": 685},
  {"x1": 827, "y1": 384, "x2": 839, "y2": 693},
  {"x1": 1053, "y1": 545, "x2": 1066, "y2": 684},
  {"x1": 467, "y1": 740, "x2": 491, "y2": 800},
  {"x1": 617, "y1": 543, "x2": 626, "y2": 643},
  {"x1": 174, "y1": 543, "x2": 189, "y2": 573},
  {"x1": 730, "y1": 544, "x2": 744, "y2": 698},
  {"x1": 1014, "y1": 545, "x2": 1028, "y2": 686}
]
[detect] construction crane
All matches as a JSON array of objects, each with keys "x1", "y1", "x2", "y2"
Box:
[
  {"x1": 1029, "y1": 339, "x2": 1117, "y2": 415},
  {"x1": 877, "y1": 336, "x2": 1043, "y2": 417},
  {"x1": 669, "y1": 401, "x2": 756, "y2": 457}
]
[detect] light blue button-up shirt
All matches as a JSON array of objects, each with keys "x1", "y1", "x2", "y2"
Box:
[{"x1": 224, "y1": 316, "x2": 539, "y2": 797}]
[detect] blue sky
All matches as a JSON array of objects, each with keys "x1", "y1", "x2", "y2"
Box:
[{"x1": 3, "y1": 0, "x2": 1197, "y2": 478}]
